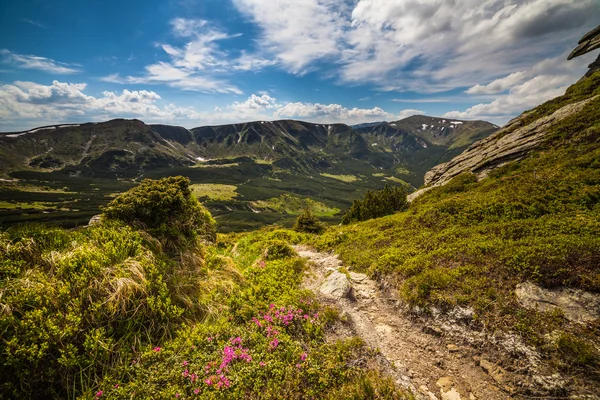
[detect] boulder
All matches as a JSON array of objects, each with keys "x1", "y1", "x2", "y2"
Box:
[
  {"x1": 88, "y1": 214, "x2": 103, "y2": 226},
  {"x1": 319, "y1": 271, "x2": 352, "y2": 299},
  {"x1": 410, "y1": 95, "x2": 597, "y2": 201},
  {"x1": 515, "y1": 282, "x2": 600, "y2": 323}
]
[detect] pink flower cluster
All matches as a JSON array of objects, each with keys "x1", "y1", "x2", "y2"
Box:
[
  {"x1": 257, "y1": 304, "x2": 319, "y2": 328},
  {"x1": 202, "y1": 336, "x2": 253, "y2": 390}
]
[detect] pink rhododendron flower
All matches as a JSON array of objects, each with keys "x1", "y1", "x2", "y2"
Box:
[
  {"x1": 153, "y1": 347, "x2": 161, "y2": 352},
  {"x1": 96, "y1": 391, "x2": 103, "y2": 397},
  {"x1": 300, "y1": 353, "x2": 307, "y2": 361}
]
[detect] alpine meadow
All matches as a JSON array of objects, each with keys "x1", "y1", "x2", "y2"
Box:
[{"x1": 1, "y1": 1, "x2": 600, "y2": 399}]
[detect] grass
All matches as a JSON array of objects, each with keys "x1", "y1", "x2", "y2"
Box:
[
  {"x1": 383, "y1": 176, "x2": 410, "y2": 186},
  {"x1": 320, "y1": 173, "x2": 359, "y2": 183},
  {"x1": 0, "y1": 201, "x2": 56, "y2": 210},
  {"x1": 313, "y1": 71, "x2": 600, "y2": 381},
  {"x1": 251, "y1": 194, "x2": 340, "y2": 217},
  {"x1": 0, "y1": 217, "x2": 413, "y2": 399},
  {"x1": 190, "y1": 184, "x2": 239, "y2": 201}
]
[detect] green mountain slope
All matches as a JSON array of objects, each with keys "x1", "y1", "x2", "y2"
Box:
[
  {"x1": 0, "y1": 119, "x2": 194, "y2": 179},
  {"x1": 0, "y1": 116, "x2": 496, "y2": 230},
  {"x1": 315, "y1": 70, "x2": 600, "y2": 396}
]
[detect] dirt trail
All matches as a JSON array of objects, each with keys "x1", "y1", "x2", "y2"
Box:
[{"x1": 294, "y1": 245, "x2": 512, "y2": 400}]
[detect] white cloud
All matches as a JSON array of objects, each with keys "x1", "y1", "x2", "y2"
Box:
[
  {"x1": 444, "y1": 52, "x2": 596, "y2": 123},
  {"x1": 0, "y1": 82, "x2": 408, "y2": 130},
  {"x1": 1, "y1": 49, "x2": 81, "y2": 74},
  {"x1": 398, "y1": 109, "x2": 425, "y2": 120},
  {"x1": 443, "y1": 75, "x2": 572, "y2": 122},
  {"x1": 466, "y1": 71, "x2": 527, "y2": 95},
  {"x1": 101, "y1": 18, "x2": 279, "y2": 94},
  {"x1": 231, "y1": 0, "x2": 599, "y2": 94},
  {"x1": 0, "y1": 80, "x2": 203, "y2": 127},
  {"x1": 232, "y1": 0, "x2": 349, "y2": 74},
  {"x1": 274, "y1": 102, "x2": 395, "y2": 124}
]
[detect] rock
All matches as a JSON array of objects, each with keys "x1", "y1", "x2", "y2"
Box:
[
  {"x1": 419, "y1": 385, "x2": 439, "y2": 400},
  {"x1": 568, "y1": 25, "x2": 600, "y2": 60},
  {"x1": 436, "y1": 377, "x2": 463, "y2": 400},
  {"x1": 423, "y1": 325, "x2": 444, "y2": 337},
  {"x1": 479, "y1": 358, "x2": 508, "y2": 388},
  {"x1": 349, "y1": 271, "x2": 368, "y2": 282},
  {"x1": 410, "y1": 96, "x2": 598, "y2": 201},
  {"x1": 515, "y1": 282, "x2": 600, "y2": 323},
  {"x1": 319, "y1": 271, "x2": 352, "y2": 299},
  {"x1": 88, "y1": 214, "x2": 103, "y2": 225},
  {"x1": 447, "y1": 344, "x2": 459, "y2": 353},
  {"x1": 532, "y1": 373, "x2": 567, "y2": 394}
]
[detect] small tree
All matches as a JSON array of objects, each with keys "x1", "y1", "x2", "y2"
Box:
[
  {"x1": 101, "y1": 176, "x2": 216, "y2": 251},
  {"x1": 293, "y1": 208, "x2": 326, "y2": 234},
  {"x1": 342, "y1": 185, "x2": 407, "y2": 224}
]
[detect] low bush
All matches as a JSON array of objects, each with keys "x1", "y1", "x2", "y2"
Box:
[
  {"x1": 102, "y1": 176, "x2": 216, "y2": 251},
  {"x1": 342, "y1": 185, "x2": 407, "y2": 224}
]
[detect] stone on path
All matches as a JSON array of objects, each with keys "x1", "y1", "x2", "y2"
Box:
[{"x1": 319, "y1": 270, "x2": 352, "y2": 299}]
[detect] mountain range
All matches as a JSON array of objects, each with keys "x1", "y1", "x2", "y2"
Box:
[{"x1": 0, "y1": 115, "x2": 498, "y2": 184}]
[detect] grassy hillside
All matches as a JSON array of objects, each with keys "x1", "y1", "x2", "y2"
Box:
[
  {"x1": 314, "y1": 71, "x2": 600, "y2": 390},
  {"x1": 0, "y1": 177, "x2": 411, "y2": 399}
]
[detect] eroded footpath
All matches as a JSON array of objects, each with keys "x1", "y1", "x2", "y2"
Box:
[{"x1": 295, "y1": 245, "x2": 512, "y2": 400}]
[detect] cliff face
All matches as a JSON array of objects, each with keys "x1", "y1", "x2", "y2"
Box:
[{"x1": 422, "y1": 95, "x2": 596, "y2": 188}]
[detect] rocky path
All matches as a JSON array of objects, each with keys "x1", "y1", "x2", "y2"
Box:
[{"x1": 294, "y1": 245, "x2": 512, "y2": 400}]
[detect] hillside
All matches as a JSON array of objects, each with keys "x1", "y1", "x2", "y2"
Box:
[
  {"x1": 314, "y1": 67, "x2": 600, "y2": 396},
  {"x1": 0, "y1": 116, "x2": 496, "y2": 231}
]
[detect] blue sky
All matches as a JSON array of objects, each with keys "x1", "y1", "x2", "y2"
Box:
[{"x1": 1, "y1": 0, "x2": 599, "y2": 131}]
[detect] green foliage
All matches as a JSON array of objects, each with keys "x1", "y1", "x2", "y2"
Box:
[
  {"x1": 101, "y1": 176, "x2": 216, "y2": 251},
  {"x1": 293, "y1": 208, "x2": 326, "y2": 234},
  {"x1": 0, "y1": 223, "x2": 230, "y2": 398},
  {"x1": 342, "y1": 185, "x2": 407, "y2": 224},
  {"x1": 252, "y1": 194, "x2": 340, "y2": 217},
  {"x1": 314, "y1": 70, "x2": 600, "y2": 377},
  {"x1": 88, "y1": 228, "x2": 411, "y2": 399}
]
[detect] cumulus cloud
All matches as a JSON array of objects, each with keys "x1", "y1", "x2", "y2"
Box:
[
  {"x1": 272, "y1": 102, "x2": 413, "y2": 124},
  {"x1": 445, "y1": 52, "x2": 596, "y2": 123},
  {"x1": 1, "y1": 49, "x2": 81, "y2": 74},
  {"x1": 466, "y1": 72, "x2": 528, "y2": 95},
  {"x1": 398, "y1": 109, "x2": 425, "y2": 120},
  {"x1": 0, "y1": 80, "x2": 202, "y2": 128},
  {"x1": 0, "y1": 82, "x2": 407, "y2": 130},
  {"x1": 229, "y1": 0, "x2": 598, "y2": 122},
  {"x1": 232, "y1": 0, "x2": 349, "y2": 74},
  {"x1": 231, "y1": 0, "x2": 598, "y2": 91}
]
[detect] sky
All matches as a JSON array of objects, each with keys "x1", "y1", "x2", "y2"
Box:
[{"x1": 0, "y1": 0, "x2": 599, "y2": 131}]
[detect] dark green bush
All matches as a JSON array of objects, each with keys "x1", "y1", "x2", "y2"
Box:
[
  {"x1": 293, "y1": 208, "x2": 326, "y2": 234},
  {"x1": 101, "y1": 176, "x2": 216, "y2": 251},
  {"x1": 342, "y1": 185, "x2": 407, "y2": 224}
]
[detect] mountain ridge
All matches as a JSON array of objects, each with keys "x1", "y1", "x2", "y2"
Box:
[{"x1": 0, "y1": 115, "x2": 498, "y2": 181}]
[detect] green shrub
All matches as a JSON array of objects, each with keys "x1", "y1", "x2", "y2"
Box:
[
  {"x1": 101, "y1": 176, "x2": 216, "y2": 251},
  {"x1": 342, "y1": 185, "x2": 407, "y2": 224},
  {"x1": 293, "y1": 208, "x2": 326, "y2": 234}
]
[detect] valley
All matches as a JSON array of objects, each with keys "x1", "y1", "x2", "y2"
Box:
[{"x1": 0, "y1": 116, "x2": 497, "y2": 231}]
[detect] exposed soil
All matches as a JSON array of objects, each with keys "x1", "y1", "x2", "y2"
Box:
[{"x1": 295, "y1": 245, "x2": 515, "y2": 400}]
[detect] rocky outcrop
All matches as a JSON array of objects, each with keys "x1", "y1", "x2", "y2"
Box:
[
  {"x1": 407, "y1": 95, "x2": 597, "y2": 200},
  {"x1": 319, "y1": 270, "x2": 353, "y2": 299},
  {"x1": 568, "y1": 25, "x2": 600, "y2": 60},
  {"x1": 515, "y1": 282, "x2": 600, "y2": 323},
  {"x1": 569, "y1": 25, "x2": 600, "y2": 79}
]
